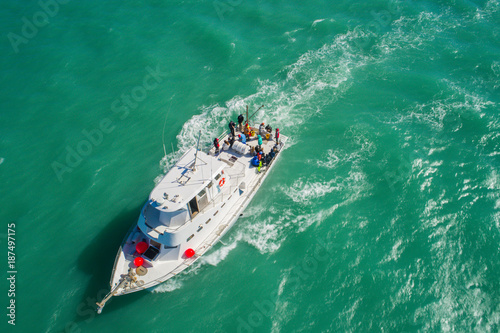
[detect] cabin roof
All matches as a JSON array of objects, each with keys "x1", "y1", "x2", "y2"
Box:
[{"x1": 149, "y1": 147, "x2": 226, "y2": 212}]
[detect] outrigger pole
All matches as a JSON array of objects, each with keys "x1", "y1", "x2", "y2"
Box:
[
  {"x1": 244, "y1": 105, "x2": 264, "y2": 135},
  {"x1": 192, "y1": 130, "x2": 202, "y2": 171},
  {"x1": 246, "y1": 105, "x2": 249, "y2": 127},
  {"x1": 248, "y1": 105, "x2": 265, "y2": 122}
]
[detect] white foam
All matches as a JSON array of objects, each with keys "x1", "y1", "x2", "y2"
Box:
[
  {"x1": 286, "y1": 178, "x2": 341, "y2": 204},
  {"x1": 421, "y1": 190, "x2": 448, "y2": 221},
  {"x1": 240, "y1": 215, "x2": 282, "y2": 253},
  {"x1": 315, "y1": 126, "x2": 377, "y2": 171},
  {"x1": 0, "y1": 157, "x2": 4, "y2": 165},
  {"x1": 236, "y1": 165, "x2": 371, "y2": 253},
  {"x1": 311, "y1": 19, "x2": 326, "y2": 27},
  {"x1": 484, "y1": 169, "x2": 500, "y2": 190},
  {"x1": 315, "y1": 149, "x2": 340, "y2": 169},
  {"x1": 375, "y1": 10, "x2": 497, "y2": 135},
  {"x1": 199, "y1": 238, "x2": 239, "y2": 266},
  {"x1": 151, "y1": 278, "x2": 184, "y2": 293},
  {"x1": 154, "y1": 28, "x2": 378, "y2": 255},
  {"x1": 413, "y1": 226, "x2": 497, "y2": 332},
  {"x1": 154, "y1": 23, "x2": 387, "y2": 182},
  {"x1": 165, "y1": 27, "x2": 371, "y2": 166}
]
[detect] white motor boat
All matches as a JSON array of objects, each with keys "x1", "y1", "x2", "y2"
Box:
[{"x1": 97, "y1": 119, "x2": 287, "y2": 313}]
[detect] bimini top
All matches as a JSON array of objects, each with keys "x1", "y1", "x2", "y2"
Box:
[{"x1": 149, "y1": 147, "x2": 226, "y2": 212}]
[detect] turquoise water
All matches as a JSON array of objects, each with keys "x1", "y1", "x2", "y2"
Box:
[{"x1": 1, "y1": 0, "x2": 499, "y2": 332}]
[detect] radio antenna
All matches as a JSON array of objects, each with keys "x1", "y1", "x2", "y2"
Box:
[{"x1": 192, "y1": 130, "x2": 201, "y2": 171}]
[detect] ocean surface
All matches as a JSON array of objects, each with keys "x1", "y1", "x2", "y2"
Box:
[{"x1": 1, "y1": 0, "x2": 499, "y2": 332}]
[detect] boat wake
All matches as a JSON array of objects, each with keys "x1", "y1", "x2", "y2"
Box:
[
  {"x1": 152, "y1": 10, "x2": 476, "y2": 287},
  {"x1": 158, "y1": 24, "x2": 376, "y2": 172},
  {"x1": 151, "y1": 31, "x2": 380, "y2": 284}
]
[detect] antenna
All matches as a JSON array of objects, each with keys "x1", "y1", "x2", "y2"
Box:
[
  {"x1": 162, "y1": 98, "x2": 173, "y2": 159},
  {"x1": 192, "y1": 130, "x2": 201, "y2": 171}
]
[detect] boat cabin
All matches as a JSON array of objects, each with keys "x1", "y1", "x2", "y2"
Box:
[{"x1": 137, "y1": 147, "x2": 227, "y2": 249}]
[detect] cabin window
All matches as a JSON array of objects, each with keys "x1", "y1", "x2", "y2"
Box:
[
  {"x1": 187, "y1": 234, "x2": 194, "y2": 242},
  {"x1": 150, "y1": 240, "x2": 161, "y2": 249},
  {"x1": 215, "y1": 173, "x2": 221, "y2": 181}
]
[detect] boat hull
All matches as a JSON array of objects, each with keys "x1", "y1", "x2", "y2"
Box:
[{"x1": 108, "y1": 130, "x2": 287, "y2": 297}]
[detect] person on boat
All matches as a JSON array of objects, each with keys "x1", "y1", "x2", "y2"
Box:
[
  {"x1": 229, "y1": 135, "x2": 235, "y2": 148},
  {"x1": 259, "y1": 123, "x2": 266, "y2": 136},
  {"x1": 213, "y1": 138, "x2": 220, "y2": 153},
  {"x1": 254, "y1": 145, "x2": 260, "y2": 156},
  {"x1": 265, "y1": 124, "x2": 272, "y2": 133},
  {"x1": 269, "y1": 149, "x2": 276, "y2": 159},
  {"x1": 238, "y1": 114, "x2": 244, "y2": 131},
  {"x1": 275, "y1": 128, "x2": 280, "y2": 144},
  {"x1": 265, "y1": 153, "x2": 272, "y2": 165},
  {"x1": 244, "y1": 123, "x2": 251, "y2": 137},
  {"x1": 238, "y1": 133, "x2": 247, "y2": 144},
  {"x1": 229, "y1": 120, "x2": 236, "y2": 137},
  {"x1": 257, "y1": 135, "x2": 263, "y2": 151},
  {"x1": 262, "y1": 153, "x2": 268, "y2": 166}
]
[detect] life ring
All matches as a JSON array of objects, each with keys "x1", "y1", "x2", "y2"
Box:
[{"x1": 219, "y1": 178, "x2": 225, "y2": 187}]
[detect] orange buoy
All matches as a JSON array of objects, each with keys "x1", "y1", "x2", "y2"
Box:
[
  {"x1": 185, "y1": 248, "x2": 195, "y2": 258},
  {"x1": 134, "y1": 257, "x2": 144, "y2": 267},
  {"x1": 136, "y1": 241, "x2": 148, "y2": 254}
]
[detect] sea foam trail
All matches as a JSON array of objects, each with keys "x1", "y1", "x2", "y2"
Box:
[
  {"x1": 238, "y1": 162, "x2": 372, "y2": 253},
  {"x1": 153, "y1": 8, "x2": 457, "y2": 280},
  {"x1": 156, "y1": 23, "x2": 393, "y2": 259},
  {"x1": 159, "y1": 25, "x2": 375, "y2": 171}
]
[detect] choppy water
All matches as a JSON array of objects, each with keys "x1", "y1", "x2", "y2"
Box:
[{"x1": 1, "y1": 0, "x2": 499, "y2": 332}]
